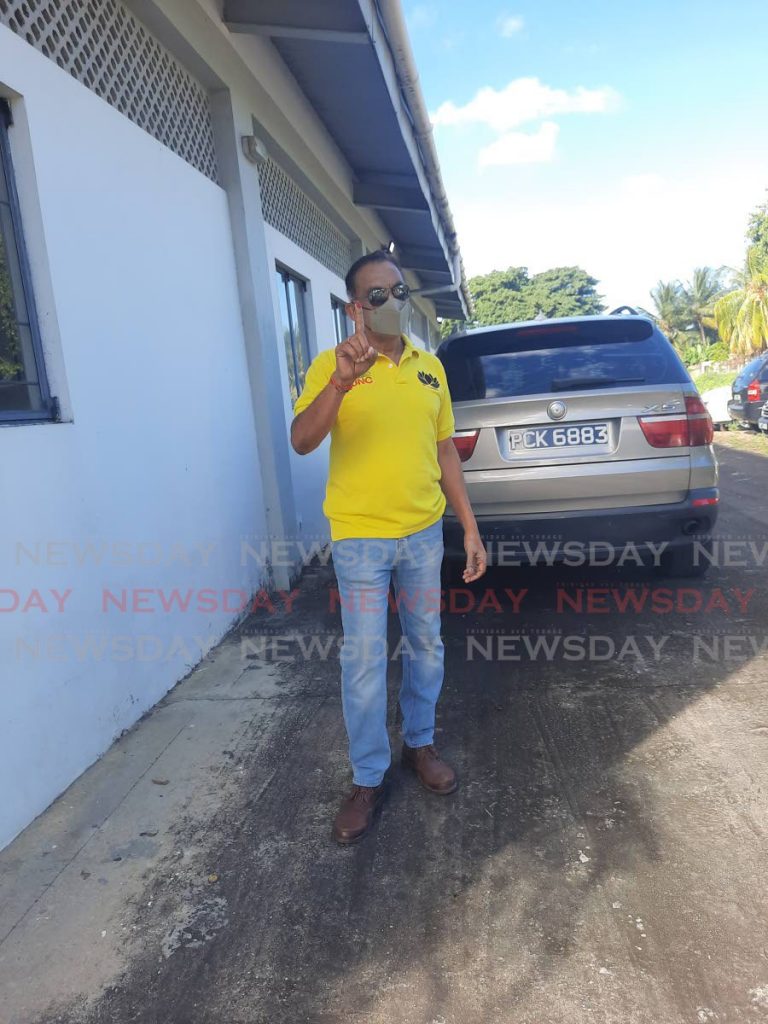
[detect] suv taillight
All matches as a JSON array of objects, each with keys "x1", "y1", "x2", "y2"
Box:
[
  {"x1": 747, "y1": 379, "x2": 762, "y2": 402},
  {"x1": 686, "y1": 395, "x2": 715, "y2": 445},
  {"x1": 638, "y1": 396, "x2": 714, "y2": 448},
  {"x1": 638, "y1": 416, "x2": 689, "y2": 447},
  {"x1": 452, "y1": 429, "x2": 479, "y2": 462}
]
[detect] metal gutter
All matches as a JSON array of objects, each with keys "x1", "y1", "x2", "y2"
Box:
[{"x1": 372, "y1": 0, "x2": 473, "y2": 319}]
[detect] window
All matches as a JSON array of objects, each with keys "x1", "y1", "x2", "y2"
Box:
[
  {"x1": 735, "y1": 354, "x2": 768, "y2": 387},
  {"x1": 0, "y1": 100, "x2": 54, "y2": 421},
  {"x1": 275, "y1": 266, "x2": 311, "y2": 406},
  {"x1": 439, "y1": 321, "x2": 689, "y2": 402},
  {"x1": 331, "y1": 296, "x2": 352, "y2": 345}
]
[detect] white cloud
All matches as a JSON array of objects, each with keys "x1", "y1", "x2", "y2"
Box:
[
  {"x1": 620, "y1": 173, "x2": 666, "y2": 196},
  {"x1": 499, "y1": 14, "x2": 524, "y2": 36},
  {"x1": 431, "y1": 77, "x2": 620, "y2": 133},
  {"x1": 449, "y1": 165, "x2": 766, "y2": 311},
  {"x1": 479, "y1": 122, "x2": 559, "y2": 166}
]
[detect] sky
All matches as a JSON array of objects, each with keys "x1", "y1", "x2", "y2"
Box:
[{"x1": 404, "y1": 0, "x2": 768, "y2": 311}]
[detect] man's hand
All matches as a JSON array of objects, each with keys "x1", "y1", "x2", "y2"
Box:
[
  {"x1": 463, "y1": 530, "x2": 487, "y2": 583},
  {"x1": 335, "y1": 303, "x2": 377, "y2": 384}
]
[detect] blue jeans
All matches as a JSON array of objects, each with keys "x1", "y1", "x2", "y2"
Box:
[{"x1": 331, "y1": 519, "x2": 445, "y2": 786}]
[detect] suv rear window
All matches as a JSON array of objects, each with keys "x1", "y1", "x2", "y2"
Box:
[
  {"x1": 734, "y1": 354, "x2": 768, "y2": 386},
  {"x1": 438, "y1": 320, "x2": 689, "y2": 401}
]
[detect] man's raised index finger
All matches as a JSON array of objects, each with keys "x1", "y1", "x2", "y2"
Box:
[{"x1": 353, "y1": 302, "x2": 366, "y2": 334}]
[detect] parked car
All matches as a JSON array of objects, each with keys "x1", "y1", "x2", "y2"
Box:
[
  {"x1": 701, "y1": 384, "x2": 732, "y2": 429},
  {"x1": 438, "y1": 314, "x2": 718, "y2": 577},
  {"x1": 727, "y1": 352, "x2": 768, "y2": 429},
  {"x1": 758, "y1": 399, "x2": 768, "y2": 434}
]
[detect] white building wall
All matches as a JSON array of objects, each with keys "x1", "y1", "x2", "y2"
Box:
[{"x1": 0, "y1": 29, "x2": 268, "y2": 850}]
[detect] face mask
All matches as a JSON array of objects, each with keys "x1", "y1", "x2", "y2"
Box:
[{"x1": 363, "y1": 296, "x2": 410, "y2": 337}]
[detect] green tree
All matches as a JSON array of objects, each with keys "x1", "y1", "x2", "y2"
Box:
[
  {"x1": 747, "y1": 195, "x2": 768, "y2": 262},
  {"x1": 714, "y1": 246, "x2": 768, "y2": 355},
  {"x1": 468, "y1": 266, "x2": 532, "y2": 325},
  {"x1": 439, "y1": 265, "x2": 604, "y2": 336},
  {"x1": 524, "y1": 266, "x2": 604, "y2": 319},
  {"x1": 646, "y1": 269, "x2": 727, "y2": 361},
  {"x1": 648, "y1": 280, "x2": 689, "y2": 345},
  {"x1": 682, "y1": 266, "x2": 726, "y2": 346},
  {"x1": 439, "y1": 316, "x2": 463, "y2": 339}
]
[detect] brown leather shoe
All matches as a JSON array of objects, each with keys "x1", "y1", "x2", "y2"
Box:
[
  {"x1": 401, "y1": 742, "x2": 458, "y2": 794},
  {"x1": 332, "y1": 782, "x2": 387, "y2": 845}
]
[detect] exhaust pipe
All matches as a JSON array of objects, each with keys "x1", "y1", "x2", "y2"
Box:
[{"x1": 682, "y1": 519, "x2": 702, "y2": 536}]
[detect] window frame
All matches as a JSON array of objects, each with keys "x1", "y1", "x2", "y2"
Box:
[
  {"x1": 331, "y1": 295, "x2": 352, "y2": 345},
  {"x1": 275, "y1": 263, "x2": 312, "y2": 407},
  {"x1": 0, "y1": 99, "x2": 56, "y2": 423}
]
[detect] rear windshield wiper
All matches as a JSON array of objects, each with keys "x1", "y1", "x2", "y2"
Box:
[{"x1": 551, "y1": 376, "x2": 646, "y2": 391}]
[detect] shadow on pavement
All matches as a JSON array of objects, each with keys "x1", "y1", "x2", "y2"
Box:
[{"x1": 33, "y1": 444, "x2": 768, "y2": 1023}]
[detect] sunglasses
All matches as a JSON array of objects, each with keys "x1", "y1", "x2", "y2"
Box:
[{"x1": 360, "y1": 283, "x2": 411, "y2": 307}]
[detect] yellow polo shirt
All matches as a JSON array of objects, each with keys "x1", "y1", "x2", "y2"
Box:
[{"x1": 293, "y1": 334, "x2": 455, "y2": 540}]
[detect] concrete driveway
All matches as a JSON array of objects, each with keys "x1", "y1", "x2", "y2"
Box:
[{"x1": 2, "y1": 433, "x2": 768, "y2": 1024}]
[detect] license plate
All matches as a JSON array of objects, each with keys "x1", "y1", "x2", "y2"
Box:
[{"x1": 508, "y1": 422, "x2": 609, "y2": 450}]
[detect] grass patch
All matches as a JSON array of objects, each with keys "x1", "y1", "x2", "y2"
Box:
[
  {"x1": 714, "y1": 427, "x2": 768, "y2": 455},
  {"x1": 691, "y1": 368, "x2": 736, "y2": 393}
]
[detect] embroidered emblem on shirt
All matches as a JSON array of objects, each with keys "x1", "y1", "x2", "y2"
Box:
[
  {"x1": 417, "y1": 370, "x2": 440, "y2": 389},
  {"x1": 352, "y1": 376, "x2": 374, "y2": 387}
]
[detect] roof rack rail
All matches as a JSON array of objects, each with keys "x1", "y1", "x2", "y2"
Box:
[{"x1": 609, "y1": 305, "x2": 639, "y2": 315}]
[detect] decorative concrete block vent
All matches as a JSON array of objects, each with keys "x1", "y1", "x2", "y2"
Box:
[
  {"x1": 258, "y1": 156, "x2": 353, "y2": 280},
  {"x1": 0, "y1": 0, "x2": 218, "y2": 182}
]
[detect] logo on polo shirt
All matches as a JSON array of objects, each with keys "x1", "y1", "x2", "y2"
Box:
[
  {"x1": 417, "y1": 370, "x2": 440, "y2": 389},
  {"x1": 352, "y1": 375, "x2": 374, "y2": 387}
]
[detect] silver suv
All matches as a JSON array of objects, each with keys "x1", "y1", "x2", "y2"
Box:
[{"x1": 437, "y1": 314, "x2": 719, "y2": 577}]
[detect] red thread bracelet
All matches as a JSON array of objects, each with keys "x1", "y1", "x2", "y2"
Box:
[{"x1": 329, "y1": 374, "x2": 353, "y2": 393}]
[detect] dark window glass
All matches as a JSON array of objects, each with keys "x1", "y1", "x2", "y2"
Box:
[
  {"x1": 0, "y1": 101, "x2": 51, "y2": 418},
  {"x1": 734, "y1": 355, "x2": 765, "y2": 386},
  {"x1": 275, "y1": 266, "x2": 311, "y2": 406},
  {"x1": 438, "y1": 320, "x2": 689, "y2": 402}
]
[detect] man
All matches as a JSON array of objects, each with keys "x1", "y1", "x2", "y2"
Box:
[{"x1": 291, "y1": 250, "x2": 486, "y2": 844}]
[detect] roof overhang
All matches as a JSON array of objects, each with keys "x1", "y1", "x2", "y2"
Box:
[{"x1": 223, "y1": 0, "x2": 469, "y2": 320}]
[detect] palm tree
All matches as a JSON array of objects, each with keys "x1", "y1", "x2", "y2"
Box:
[
  {"x1": 648, "y1": 280, "x2": 687, "y2": 344},
  {"x1": 714, "y1": 247, "x2": 768, "y2": 356},
  {"x1": 683, "y1": 266, "x2": 725, "y2": 346}
]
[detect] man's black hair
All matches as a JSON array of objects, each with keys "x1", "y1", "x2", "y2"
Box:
[{"x1": 345, "y1": 250, "x2": 402, "y2": 298}]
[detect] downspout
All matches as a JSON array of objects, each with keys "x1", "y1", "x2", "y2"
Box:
[{"x1": 373, "y1": 0, "x2": 473, "y2": 320}]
